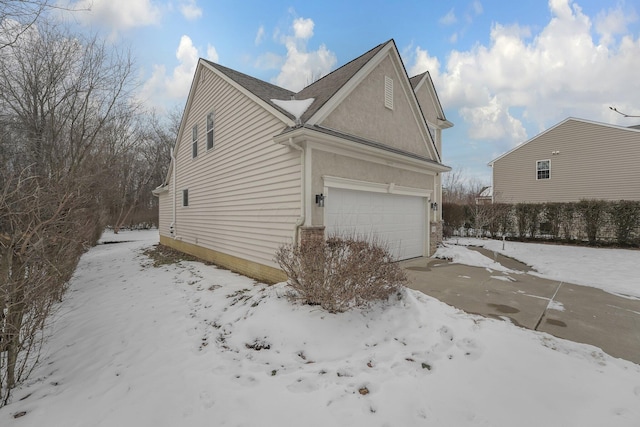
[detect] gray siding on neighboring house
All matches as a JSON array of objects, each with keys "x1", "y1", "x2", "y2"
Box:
[
  {"x1": 320, "y1": 55, "x2": 433, "y2": 160},
  {"x1": 492, "y1": 119, "x2": 640, "y2": 203},
  {"x1": 167, "y1": 66, "x2": 301, "y2": 269}
]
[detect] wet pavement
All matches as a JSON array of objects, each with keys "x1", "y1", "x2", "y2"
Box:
[{"x1": 402, "y1": 248, "x2": 640, "y2": 365}]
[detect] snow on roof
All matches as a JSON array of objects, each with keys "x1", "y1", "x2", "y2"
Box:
[
  {"x1": 479, "y1": 186, "x2": 493, "y2": 197},
  {"x1": 271, "y1": 98, "x2": 314, "y2": 121}
]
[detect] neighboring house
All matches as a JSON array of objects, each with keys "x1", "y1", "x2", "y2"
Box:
[
  {"x1": 489, "y1": 117, "x2": 640, "y2": 204},
  {"x1": 476, "y1": 186, "x2": 492, "y2": 205},
  {"x1": 153, "y1": 39, "x2": 452, "y2": 283}
]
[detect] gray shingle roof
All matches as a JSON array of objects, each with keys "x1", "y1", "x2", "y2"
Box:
[
  {"x1": 203, "y1": 40, "x2": 392, "y2": 125},
  {"x1": 202, "y1": 60, "x2": 296, "y2": 120},
  {"x1": 409, "y1": 72, "x2": 427, "y2": 89},
  {"x1": 295, "y1": 40, "x2": 391, "y2": 122}
]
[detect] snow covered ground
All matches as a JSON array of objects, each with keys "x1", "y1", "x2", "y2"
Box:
[
  {"x1": 443, "y1": 238, "x2": 640, "y2": 299},
  {"x1": 1, "y1": 230, "x2": 640, "y2": 426}
]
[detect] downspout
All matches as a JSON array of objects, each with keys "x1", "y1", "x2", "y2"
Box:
[
  {"x1": 170, "y1": 148, "x2": 177, "y2": 238},
  {"x1": 287, "y1": 137, "x2": 305, "y2": 245}
]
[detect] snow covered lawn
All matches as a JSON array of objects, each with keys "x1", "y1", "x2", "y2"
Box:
[
  {"x1": 1, "y1": 230, "x2": 640, "y2": 426},
  {"x1": 444, "y1": 238, "x2": 640, "y2": 299}
]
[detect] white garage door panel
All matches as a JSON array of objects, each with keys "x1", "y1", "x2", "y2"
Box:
[{"x1": 325, "y1": 188, "x2": 425, "y2": 260}]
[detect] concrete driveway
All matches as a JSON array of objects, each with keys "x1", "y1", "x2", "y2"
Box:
[{"x1": 402, "y1": 248, "x2": 640, "y2": 365}]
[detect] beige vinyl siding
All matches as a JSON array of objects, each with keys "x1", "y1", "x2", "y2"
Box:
[
  {"x1": 158, "y1": 189, "x2": 172, "y2": 237},
  {"x1": 171, "y1": 67, "x2": 301, "y2": 269},
  {"x1": 320, "y1": 55, "x2": 432, "y2": 160},
  {"x1": 493, "y1": 119, "x2": 640, "y2": 203}
]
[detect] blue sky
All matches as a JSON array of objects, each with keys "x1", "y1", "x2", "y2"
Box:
[{"x1": 57, "y1": 0, "x2": 640, "y2": 184}]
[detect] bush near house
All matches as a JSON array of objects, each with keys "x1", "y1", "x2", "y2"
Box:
[
  {"x1": 443, "y1": 199, "x2": 640, "y2": 247},
  {"x1": 275, "y1": 236, "x2": 407, "y2": 313}
]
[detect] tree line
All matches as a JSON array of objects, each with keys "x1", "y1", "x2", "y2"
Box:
[{"x1": 1, "y1": 4, "x2": 177, "y2": 404}]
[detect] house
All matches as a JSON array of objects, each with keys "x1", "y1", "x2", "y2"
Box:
[
  {"x1": 475, "y1": 186, "x2": 492, "y2": 205},
  {"x1": 153, "y1": 40, "x2": 452, "y2": 283},
  {"x1": 489, "y1": 117, "x2": 640, "y2": 204}
]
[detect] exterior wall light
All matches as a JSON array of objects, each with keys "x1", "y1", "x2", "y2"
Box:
[
  {"x1": 431, "y1": 202, "x2": 438, "y2": 211},
  {"x1": 315, "y1": 193, "x2": 325, "y2": 207}
]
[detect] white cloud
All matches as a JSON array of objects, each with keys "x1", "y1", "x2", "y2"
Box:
[
  {"x1": 255, "y1": 25, "x2": 265, "y2": 45},
  {"x1": 440, "y1": 9, "x2": 457, "y2": 25},
  {"x1": 179, "y1": 0, "x2": 202, "y2": 20},
  {"x1": 595, "y1": 5, "x2": 638, "y2": 46},
  {"x1": 272, "y1": 16, "x2": 337, "y2": 91},
  {"x1": 409, "y1": 0, "x2": 640, "y2": 146},
  {"x1": 206, "y1": 44, "x2": 219, "y2": 63},
  {"x1": 140, "y1": 35, "x2": 200, "y2": 105},
  {"x1": 472, "y1": 0, "x2": 483, "y2": 15},
  {"x1": 292, "y1": 17, "x2": 314, "y2": 39},
  {"x1": 56, "y1": 0, "x2": 161, "y2": 32}
]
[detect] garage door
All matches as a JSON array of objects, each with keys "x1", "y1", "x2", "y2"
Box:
[{"x1": 324, "y1": 188, "x2": 426, "y2": 260}]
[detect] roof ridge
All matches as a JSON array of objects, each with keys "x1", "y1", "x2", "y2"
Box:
[
  {"x1": 295, "y1": 39, "x2": 393, "y2": 122},
  {"x1": 296, "y1": 39, "x2": 392, "y2": 95}
]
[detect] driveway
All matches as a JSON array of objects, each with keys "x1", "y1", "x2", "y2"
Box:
[{"x1": 402, "y1": 248, "x2": 640, "y2": 365}]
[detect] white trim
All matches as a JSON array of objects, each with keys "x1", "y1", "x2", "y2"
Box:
[
  {"x1": 274, "y1": 126, "x2": 450, "y2": 175},
  {"x1": 200, "y1": 61, "x2": 295, "y2": 127},
  {"x1": 323, "y1": 175, "x2": 432, "y2": 198}
]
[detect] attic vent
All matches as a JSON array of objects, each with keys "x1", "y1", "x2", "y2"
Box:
[{"x1": 384, "y1": 76, "x2": 393, "y2": 110}]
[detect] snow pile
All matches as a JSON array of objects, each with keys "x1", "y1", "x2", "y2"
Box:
[
  {"x1": 450, "y1": 238, "x2": 640, "y2": 299},
  {"x1": 1, "y1": 231, "x2": 640, "y2": 426},
  {"x1": 434, "y1": 243, "x2": 518, "y2": 273},
  {"x1": 271, "y1": 98, "x2": 314, "y2": 120}
]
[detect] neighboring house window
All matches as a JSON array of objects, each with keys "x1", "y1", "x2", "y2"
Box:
[
  {"x1": 182, "y1": 189, "x2": 189, "y2": 206},
  {"x1": 206, "y1": 111, "x2": 215, "y2": 150},
  {"x1": 192, "y1": 125, "x2": 198, "y2": 158},
  {"x1": 537, "y1": 160, "x2": 550, "y2": 180},
  {"x1": 384, "y1": 76, "x2": 393, "y2": 110}
]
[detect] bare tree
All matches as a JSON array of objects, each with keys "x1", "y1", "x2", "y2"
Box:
[
  {"x1": 0, "y1": 1, "x2": 83, "y2": 51},
  {"x1": 0, "y1": 20, "x2": 136, "y2": 404}
]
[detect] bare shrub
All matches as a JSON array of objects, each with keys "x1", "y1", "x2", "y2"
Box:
[{"x1": 275, "y1": 236, "x2": 407, "y2": 313}]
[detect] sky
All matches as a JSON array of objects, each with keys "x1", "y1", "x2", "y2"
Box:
[{"x1": 54, "y1": 0, "x2": 640, "y2": 183}]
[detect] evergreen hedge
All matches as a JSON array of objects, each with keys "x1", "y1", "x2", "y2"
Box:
[{"x1": 443, "y1": 199, "x2": 640, "y2": 247}]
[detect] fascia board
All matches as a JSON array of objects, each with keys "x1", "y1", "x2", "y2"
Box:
[
  {"x1": 201, "y1": 61, "x2": 295, "y2": 127},
  {"x1": 275, "y1": 127, "x2": 451, "y2": 174}
]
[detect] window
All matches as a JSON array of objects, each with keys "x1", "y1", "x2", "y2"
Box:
[
  {"x1": 384, "y1": 76, "x2": 393, "y2": 110},
  {"x1": 191, "y1": 125, "x2": 198, "y2": 158},
  {"x1": 536, "y1": 160, "x2": 550, "y2": 180},
  {"x1": 206, "y1": 111, "x2": 215, "y2": 150},
  {"x1": 182, "y1": 189, "x2": 189, "y2": 206}
]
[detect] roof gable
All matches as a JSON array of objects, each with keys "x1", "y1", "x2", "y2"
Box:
[
  {"x1": 488, "y1": 117, "x2": 640, "y2": 165},
  {"x1": 294, "y1": 41, "x2": 388, "y2": 123},
  {"x1": 301, "y1": 40, "x2": 440, "y2": 161},
  {"x1": 410, "y1": 71, "x2": 451, "y2": 128},
  {"x1": 202, "y1": 60, "x2": 297, "y2": 123}
]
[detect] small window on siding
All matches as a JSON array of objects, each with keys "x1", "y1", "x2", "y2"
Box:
[
  {"x1": 206, "y1": 111, "x2": 215, "y2": 150},
  {"x1": 536, "y1": 160, "x2": 550, "y2": 180},
  {"x1": 192, "y1": 125, "x2": 198, "y2": 158},
  {"x1": 384, "y1": 76, "x2": 393, "y2": 110},
  {"x1": 182, "y1": 189, "x2": 189, "y2": 206}
]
